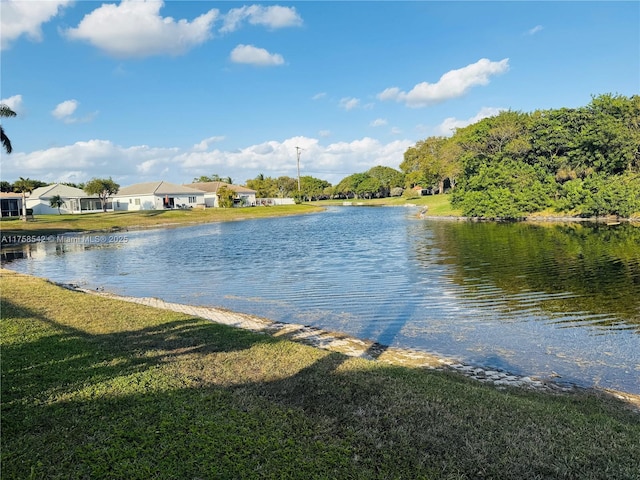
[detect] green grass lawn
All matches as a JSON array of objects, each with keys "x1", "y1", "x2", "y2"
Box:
[
  {"x1": 0, "y1": 204, "x2": 323, "y2": 239},
  {"x1": 2, "y1": 270, "x2": 639, "y2": 479}
]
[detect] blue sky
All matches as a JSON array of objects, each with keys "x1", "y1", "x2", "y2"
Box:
[{"x1": 1, "y1": 1, "x2": 638, "y2": 187}]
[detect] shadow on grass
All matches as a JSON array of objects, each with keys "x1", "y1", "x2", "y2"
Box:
[{"x1": 1, "y1": 298, "x2": 276, "y2": 403}]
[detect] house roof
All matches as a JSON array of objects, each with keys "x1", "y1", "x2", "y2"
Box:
[
  {"x1": 116, "y1": 181, "x2": 205, "y2": 196},
  {"x1": 0, "y1": 192, "x2": 23, "y2": 199},
  {"x1": 186, "y1": 182, "x2": 256, "y2": 194},
  {"x1": 29, "y1": 184, "x2": 96, "y2": 199}
]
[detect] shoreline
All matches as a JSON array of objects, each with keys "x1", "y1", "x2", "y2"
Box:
[{"x1": 59, "y1": 281, "x2": 640, "y2": 412}]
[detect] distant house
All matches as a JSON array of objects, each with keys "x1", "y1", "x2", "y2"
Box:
[
  {"x1": 0, "y1": 192, "x2": 23, "y2": 217},
  {"x1": 412, "y1": 185, "x2": 433, "y2": 196},
  {"x1": 113, "y1": 181, "x2": 205, "y2": 211},
  {"x1": 185, "y1": 182, "x2": 257, "y2": 207},
  {"x1": 26, "y1": 184, "x2": 106, "y2": 214}
]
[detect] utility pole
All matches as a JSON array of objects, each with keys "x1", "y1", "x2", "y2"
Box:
[{"x1": 295, "y1": 146, "x2": 302, "y2": 192}]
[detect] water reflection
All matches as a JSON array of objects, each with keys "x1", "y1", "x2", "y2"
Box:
[
  {"x1": 2, "y1": 208, "x2": 639, "y2": 393},
  {"x1": 421, "y1": 221, "x2": 640, "y2": 329}
]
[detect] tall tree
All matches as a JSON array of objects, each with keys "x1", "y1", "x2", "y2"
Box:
[
  {"x1": 13, "y1": 177, "x2": 35, "y2": 220},
  {"x1": 84, "y1": 177, "x2": 119, "y2": 212},
  {"x1": 1, "y1": 104, "x2": 17, "y2": 154},
  {"x1": 367, "y1": 166, "x2": 405, "y2": 197},
  {"x1": 299, "y1": 176, "x2": 331, "y2": 202}
]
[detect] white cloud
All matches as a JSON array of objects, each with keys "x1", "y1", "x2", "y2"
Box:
[
  {"x1": 0, "y1": 0, "x2": 71, "y2": 50},
  {"x1": 1, "y1": 139, "x2": 180, "y2": 183},
  {"x1": 370, "y1": 118, "x2": 388, "y2": 127},
  {"x1": 52, "y1": 100, "x2": 79, "y2": 119},
  {"x1": 526, "y1": 25, "x2": 544, "y2": 35},
  {"x1": 64, "y1": 0, "x2": 218, "y2": 58},
  {"x1": 230, "y1": 44, "x2": 284, "y2": 66},
  {"x1": 220, "y1": 5, "x2": 303, "y2": 33},
  {"x1": 2, "y1": 135, "x2": 412, "y2": 187},
  {"x1": 339, "y1": 97, "x2": 360, "y2": 111},
  {"x1": 390, "y1": 127, "x2": 402, "y2": 135},
  {"x1": 193, "y1": 136, "x2": 226, "y2": 152},
  {"x1": 378, "y1": 58, "x2": 510, "y2": 108},
  {"x1": 434, "y1": 106, "x2": 504, "y2": 136},
  {"x1": 1, "y1": 94, "x2": 24, "y2": 115},
  {"x1": 51, "y1": 99, "x2": 98, "y2": 124},
  {"x1": 318, "y1": 130, "x2": 331, "y2": 138},
  {"x1": 312, "y1": 92, "x2": 327, "y2": 101}
]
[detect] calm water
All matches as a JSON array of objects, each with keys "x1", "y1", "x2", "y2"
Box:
[{"x1": 3, "y1": 207, "x2": 639, "y2": 393}]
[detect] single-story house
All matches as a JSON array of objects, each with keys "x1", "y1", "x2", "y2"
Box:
[
  {"x1": 113, "y1": 181, "x2": 205, "y2": 211},
  {"x1": 412, "y1": 185, "x2": 433, "y2": 196},
  {"x1": 26, "y1": 184, "x2": 107, "y2": 214},
  {"x1": 0, "y1": 192, "x2": 23, "y2": 217},
  {"x1": 186, "y1": 182, "x2": 257, "y2": 207}
]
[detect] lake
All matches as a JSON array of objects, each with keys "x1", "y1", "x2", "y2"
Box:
[{"x1": 3, "y1": 206, "x2": 639, "y2": 393}]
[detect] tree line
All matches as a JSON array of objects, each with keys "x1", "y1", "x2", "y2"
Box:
[
  {"x1": 245, "y1": 94, "x2": 639, "y2": 217},
  {"x1": 4, "y1": 94, "x2": 638, "y2": 218},
  {"x1": 411, "y1": 93, "x2": 639, "y2": 219}
]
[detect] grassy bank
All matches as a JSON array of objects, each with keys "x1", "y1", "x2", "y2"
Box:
[
  {"x1": 2, "y1": 270, "x2": 639, "y2": 479},
  {"x1": 311, "y1": 194, "x2": 463, "y2": 216},
  {"x1": 0, "y1": 204, "x2": 323, "y2": 239}
]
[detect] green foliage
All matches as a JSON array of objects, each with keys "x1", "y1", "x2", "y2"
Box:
[
  {"x1": 83, "y1": 177, "x2": 120, "y2": 212},
  {"x1": 1, "y1": 103, "x2": 17, "y2": 154},
  {"x1": 400, "y1": 136, "x2": 461, "y2": 193},
  {"x1": 445, "y1": 94, "x2": 640, "y2": 218},
  {"x1": 366, "y1": 166, "x2": 405, "y2": 195},
  {"x1": 12, "y1": 177, "x2": 36, "y2": 194},
  {"x1": 193, "y1": 174, "x2": 233, "y2": 184},
  {"x1": 217, "y1": 185, "x2": 235, "y2": 208},
  {"x1": 452, "y1": 159, "x2": 554, "y2": 218},
  {"x1": 49, "y1": 194, "x2": 65, "y2": 214},
  {"x1": 299, "y1": 175, "x2": 331, "y2": 201},
  {"x1": 246, "y1": 174, "x2": 298, "y2": 199}
]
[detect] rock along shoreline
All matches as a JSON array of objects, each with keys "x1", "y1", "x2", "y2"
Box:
[{"x1": 59, "y1": 283, "x2": 640, "y2": 412}]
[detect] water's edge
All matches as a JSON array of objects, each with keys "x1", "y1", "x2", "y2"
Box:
[{"x1": 59, "y1": 281, "x2": 640, "y2": 411}]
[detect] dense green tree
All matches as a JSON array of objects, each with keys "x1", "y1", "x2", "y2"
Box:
[
  {"x1": 355, "y1": 176, "x2": 382, "y2": 199},
  {"x1": 275, "y1": 176, "x2": 298, "y2": 198},
  {"x1": 334, "y1": 173, "x2": 369, "y2": 199},
  {"x1": 49, "y1": 195, "x2": 65, "y2": 214},
  {"x1": 366, "y1": 166, "x2": 405, "y2": 196},
  {"x1": 246, "y1": 174, "x2": 277, "y2": 198},
  {"x1": 299, "y1": 176, "x2": 331, "y2": 202},
  {"x1": 400, "y1": 136, "x2": 461, "y2": 193},
  {"x1": 0, "y1": 180, "x2": 12, "y2": 192},
  {"x1": 84, "y1": 177, "x2": 119, "y2": 212},
  {"x1": 217, "y1": 185, "x2": 235, "y2": 208},
  {"x1": 451, "y1": 159, "x2": 554, "y2": 218},
  {"x1": 446, "y1": 94, "x2": 640, "y2": 218}
]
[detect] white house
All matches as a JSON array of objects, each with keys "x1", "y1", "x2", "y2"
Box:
[
  {"x1": 186, "y1": 182, "x2": 257, "y2": 207},
  {"x1": 26, "y1": 184, "x2": 106, "y2": 214},
  {"x1": 113, "y1": 181, "x2": 205, "y2": 211}
]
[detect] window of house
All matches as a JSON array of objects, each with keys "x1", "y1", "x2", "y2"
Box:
[
  {"x1": 135, "y1": 198, "x2": 140, "y2": 205},
  {"x1": 189, "y1": 196, "x2": 196, "y2": 203}
]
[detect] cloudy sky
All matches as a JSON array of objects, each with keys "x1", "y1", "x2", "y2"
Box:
[{"x1": 1, "y1": 1, "x2": 638, "y2": 187}]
